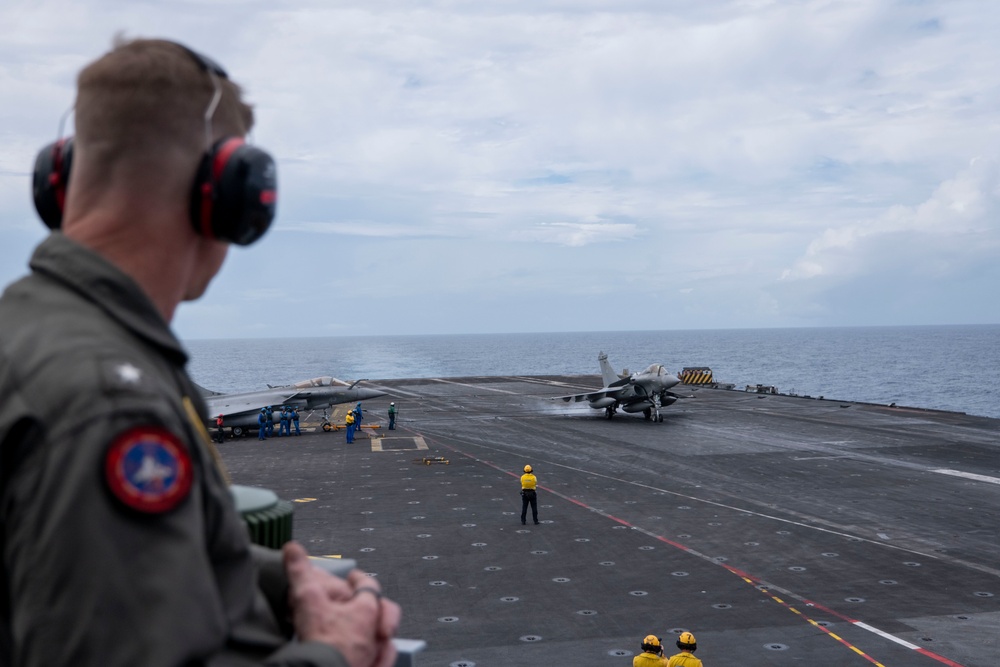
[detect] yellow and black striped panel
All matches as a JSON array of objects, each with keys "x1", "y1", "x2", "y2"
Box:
[{"x1": 680, "y1": 368, "x2": 714, "y2": 385}]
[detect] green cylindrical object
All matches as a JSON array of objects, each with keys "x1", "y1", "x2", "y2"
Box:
[{"x1": 229, "y1": 485, "x2": 294, "y2": 549}]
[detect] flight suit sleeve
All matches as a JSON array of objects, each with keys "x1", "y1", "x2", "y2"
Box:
[
  {"x1": 3, "y1": 397, "x2": 343, "y2": 667},
  {"x1": 251, "y1": 544, "x2": 294, "y2": 635},
  {"x1": 4, "y1": 401, "x2": 242, "y2": 667}
]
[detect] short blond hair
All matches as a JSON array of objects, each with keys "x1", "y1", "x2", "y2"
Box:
[{"x1": 74, "y1": 37, "x2": 254, "y2": 168}]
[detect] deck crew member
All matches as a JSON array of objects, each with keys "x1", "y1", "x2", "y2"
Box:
[
  {"x1": 291, "y1": 406, "x2": 301, "y2": 435},
  {"x1": 279, "y1": 405, "x2": 290, "y2": 436},
  {"x1": 258, "y1": 407, "x2": 268, "y2": 441},
  {"x1": 667, "y1": 632, "x2": 703, "y2": 667},
  {"x1": 354, "y1": 401, "x2": 364, "y2": 430},
  {"x1": 266, "y1": 405, "x2": 275, "y2": 437},
  {"x1": 633, "y1": 635, "x2": 666, "y2": 666},
  {"x1": 215, "y1": 413, "x2": 226, "y2": 443},
  {"x1": 520, "y1": 464, "x2": 539, "y2": 525},
  {"x1": 0, "y1": 37, "x2": 399, "y2": 666},
  {"x1": 346, "y1": 410, "x2": 356, "y2": 443},
  {"x1": 388, "y1": 402, "x2": 396, "y2": 430}
]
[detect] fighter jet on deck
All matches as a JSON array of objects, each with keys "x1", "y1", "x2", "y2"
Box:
[
  {"x1": 196, "y1": 376, "x2": 386, "y2": 437},
  {"x1": 556, "y1": 352, "x2": 682, "y2": 422}
]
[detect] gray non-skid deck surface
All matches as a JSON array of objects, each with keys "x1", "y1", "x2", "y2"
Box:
[{"x1": 219, "y1": 375, "x2": 1000, "y2": 667}]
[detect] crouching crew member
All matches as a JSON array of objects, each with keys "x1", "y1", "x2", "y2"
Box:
[
  {"x1": 634, "y1": 635, "x2": 665, "y2": 666},
  {"x1": 667, "y1": 632, "x2": 702, "y2": 667},
  {"x1": 520, "y1": 464, "x2": 539, "y2": 525}
]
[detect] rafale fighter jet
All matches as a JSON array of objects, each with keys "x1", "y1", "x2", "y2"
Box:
[
  {"x1": 556, "y1": 352, "x2": 682, "y2": 422},
  {"x1": 196, "y1": 376, "x2": 386, "y2": 437}
]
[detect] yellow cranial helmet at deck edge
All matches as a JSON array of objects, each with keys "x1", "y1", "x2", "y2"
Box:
[
  {"x1": 643, "y1": 635, "x2": 660, "y2": 647},
  {"x1": 523, "y1": 465, "x2": 532, "y2": 473}
]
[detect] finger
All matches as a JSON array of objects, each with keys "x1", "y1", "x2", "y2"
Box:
[
  {"x1": 284, "y1": 543, "x2": 354, "y2": 607},
  {"x1": 373, "y1": 640, "x2": 399, "y2": 667},
  {"x1": 282, "y1": 541, "x2": 314, "y2": 585},
  {"x1": 377, "y1": 598, "x2": 402, "y2": 641},
  {"x1": 352, "y1": 586, "x2": 382, "y2": 600},
  {"x1": 346, "y1": 569, "x2": 381, "y2": 593}
]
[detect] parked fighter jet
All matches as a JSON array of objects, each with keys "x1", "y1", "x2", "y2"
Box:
[
  {"x1": 197, "y1": 376, "x2": 386, "y2": 437},
  {"x1": 556, "y1": 352, "x2": 682, "y2": 422}
]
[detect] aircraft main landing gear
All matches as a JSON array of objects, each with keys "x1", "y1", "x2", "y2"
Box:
[{"x1": 605, "y1": 406, "x2": 615, "y2": 420}]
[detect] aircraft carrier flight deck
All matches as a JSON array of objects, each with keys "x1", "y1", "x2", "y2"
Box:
[{"x1": 219, "y1": 374, "x2": 1000, "y2": 667}]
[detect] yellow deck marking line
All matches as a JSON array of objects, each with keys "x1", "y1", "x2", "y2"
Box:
[
  {"x1": 756, "y1": 584, "x2": 887, "y2": 667},
  {"x1": 294, "y1": 498, "x2": 317, "y2": 503}
]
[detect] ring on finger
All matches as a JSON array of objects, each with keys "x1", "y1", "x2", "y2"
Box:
[{"x1": 353, "y1": 586, "x2": 382, "y2": 600}]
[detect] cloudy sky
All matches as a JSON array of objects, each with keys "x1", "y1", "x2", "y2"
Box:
[{"x1": 2, "y1": 0, "x2": 998, "y2": 339}]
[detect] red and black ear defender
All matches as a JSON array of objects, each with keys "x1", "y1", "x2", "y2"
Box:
[
  {"x1": 32, "y1": 137, "x2": 74, "y2": 231},
  {"x1": 31, "y1": 42, "x2": 277, "y2": 246}
]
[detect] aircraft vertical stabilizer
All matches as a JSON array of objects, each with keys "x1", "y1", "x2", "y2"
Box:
[{"x1": 598, "y1": 352, "x2": 620, "y2": 387}]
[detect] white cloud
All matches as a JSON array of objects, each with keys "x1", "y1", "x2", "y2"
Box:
[
  {"x1": 515, "y1": 221, "x2": 639, "y2": 247},
  {"x1": 781, "y1": 158, "x2": 1000, "y2": 282},
  {"x1": 2, "y1": 0, "x2": 999, "y2": 334}
]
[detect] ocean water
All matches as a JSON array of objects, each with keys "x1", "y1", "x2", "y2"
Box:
[{"x1": 186, "y1": 325, "x2": 1000, "y2": 419}]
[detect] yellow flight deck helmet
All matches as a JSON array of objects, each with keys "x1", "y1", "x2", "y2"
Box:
[
  {"x1": 523, "y1": 465, "x2": 532, "y2": 473},
  {"x1": 641, "y1": 635, "x2": 661, "y2": 653},
  {"x1": 676, "y1": 631, "x2": 697, "y2": 651}
]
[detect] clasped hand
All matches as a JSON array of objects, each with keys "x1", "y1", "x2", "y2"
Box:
[{"x1": 284, "y1": 541, "x2": 401, "y2": 667}]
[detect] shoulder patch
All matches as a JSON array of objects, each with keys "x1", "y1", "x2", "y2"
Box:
[{"x1": 104, "y1": 426, "x2": 193, "y2": 513}]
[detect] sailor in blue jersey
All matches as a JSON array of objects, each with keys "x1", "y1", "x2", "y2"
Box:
[
  {"x1": 258, "y1": 408, "x2": 267, "y2": 441},
  {"x1": 279, "y1": 405, "x2": 290, "y2": 436},
  {"x1": 292, "y1": 406, "x2": 301, "y2": 435}
]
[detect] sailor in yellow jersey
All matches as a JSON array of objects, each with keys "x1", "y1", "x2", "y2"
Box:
[
  {"x1": 345, "y1": 409, "x2": 356, "y2": 443},
  {"x1": 633, "y1": 635, "x2": 666, "y2": 666},
  {"x1": 667, "y1": 631, "x2": 703, "y2": 667},
  {"x1": 520, "y1": 464, "x2": 539, "y2": 525}
]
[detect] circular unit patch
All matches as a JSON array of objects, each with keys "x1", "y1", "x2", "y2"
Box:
[{"x1": 105, "y1": 427, "x2": 192, "y2": 513}]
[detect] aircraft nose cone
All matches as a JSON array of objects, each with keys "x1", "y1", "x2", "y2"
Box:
[
  {"x1": 667, "y1": 375, "x2": 681, "y2": 387},
  {"x1": 356, "y1": 387, "x2": 388, "y2": 400}
]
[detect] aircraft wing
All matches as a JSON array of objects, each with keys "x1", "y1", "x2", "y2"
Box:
[
  {"x1": 205, "y1": 391, "x2": 292, "y2": 418},
  {"x1": 556, "y1": 387, "x2": 624, "y2": 403}
]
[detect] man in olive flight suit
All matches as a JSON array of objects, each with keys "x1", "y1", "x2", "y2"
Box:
[{"x1": 0, "y1": 38, "x2": 399, "y2": 667}]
